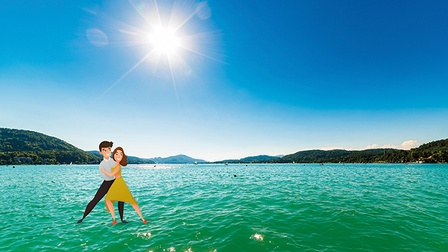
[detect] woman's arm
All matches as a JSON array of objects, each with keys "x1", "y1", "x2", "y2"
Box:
[{"x1": 110, "y1": 163, "x2": 122, "y2": 176}]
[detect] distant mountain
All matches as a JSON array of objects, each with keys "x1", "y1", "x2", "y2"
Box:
[
  {"x1": 2, "y1": 127, "x2": 446, "y2": 165},
  {"x1": 0, "y1": 128, "x2": 100, "y2": 165},
  {"x1": 220, "y1": 155, "x2": 282, "y2": 163},
  {"x1": 151, "y1": 154, "x2": 206, "y2": 164},
  {"x1": 241, "y1": 155, "x2": 283, "y2": 163},
  {"x1": 87, "y1": 151, "x2": 155, "y2": 164},
  {"x1": 89, "y1": 151, "x2": 204, "y2": 164},
  {"x1": 275, "y1": 149, "x2": 392, "y2": 163}
]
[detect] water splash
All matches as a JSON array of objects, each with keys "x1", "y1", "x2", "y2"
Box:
[
  {"x1": 136, "y1": 232, "x2": 152, "y2": 240},
  {"x1": 250, "y1": 233, "x2": 264, "y2": 241}
]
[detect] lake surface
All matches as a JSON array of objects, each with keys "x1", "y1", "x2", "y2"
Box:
[{"x1": 1, "y1": 163, "x2": 447, "y2": 251}]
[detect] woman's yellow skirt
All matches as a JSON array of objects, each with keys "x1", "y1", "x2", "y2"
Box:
[{"x1": 105, "y1": 177, "x2": 138, "y2": 212}]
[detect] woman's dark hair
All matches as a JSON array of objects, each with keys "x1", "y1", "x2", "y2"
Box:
[{"x1": 113, "y1": 147, "x2": 128, "y2": 166}]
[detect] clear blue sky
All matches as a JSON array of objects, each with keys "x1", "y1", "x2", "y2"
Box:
[{"x1": 1, "y1": 0, "x2": 447, "y2": 161}]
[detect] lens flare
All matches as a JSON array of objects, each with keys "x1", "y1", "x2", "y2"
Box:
[
  {"x1": 93, "y1": 0, "x2": 224, "y2": 100},
  {"x1": 86, "y1": 28, "x2": 108, "y2": 47}
]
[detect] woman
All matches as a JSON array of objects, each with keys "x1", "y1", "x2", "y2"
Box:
[{"x1": 100, "y1": 147, "x2": 147, "y2": 225}]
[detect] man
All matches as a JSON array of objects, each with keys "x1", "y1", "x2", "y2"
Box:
[{"x1": 77, "y1": 141, "x2": 127, "y2": 223}]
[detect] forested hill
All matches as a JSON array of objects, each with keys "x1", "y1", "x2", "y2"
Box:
[
  {"x1": 275, "y1": 138, "x2": 448, "y2": 164},
  {"x1": 416, "y1": 139, "x2": 448, "y2": 154},
  {"x1": 0, "y1": 128, "x2": 100, "y2": 165},
  {"x1": 1, "y1": 127, "x2": 447, "y2": 165}
]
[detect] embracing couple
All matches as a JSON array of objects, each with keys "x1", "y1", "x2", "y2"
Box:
[{"x1": 77, "y1": 141, "x2": 147, "y2": 225}]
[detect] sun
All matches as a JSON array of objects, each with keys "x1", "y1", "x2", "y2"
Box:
[
  {"x1": 147, "y1": 26, "x2": 181, "y2": 56},
  {"x1": 94, "y1": 0, "x2": 223, "y2": 98}
]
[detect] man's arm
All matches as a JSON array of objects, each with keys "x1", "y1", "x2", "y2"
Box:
[
  {"x1": 100, "y1": 168, "x2": 114, "y2": 177},
  {"x1": 100, "y1": 163, "x2": 121, "y2": 177}
]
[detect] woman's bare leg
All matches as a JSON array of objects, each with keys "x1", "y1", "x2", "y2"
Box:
[
  {"x1": 106, "y1": 200, "x2": 117, "y2": 225},
  {"x1": 131, "y1": 204, "x2": 147, "y2": 223}
]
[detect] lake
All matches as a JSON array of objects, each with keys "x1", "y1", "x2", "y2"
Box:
[{"x1": 1, "y1": 163, "x2": 447, "y2": 251}]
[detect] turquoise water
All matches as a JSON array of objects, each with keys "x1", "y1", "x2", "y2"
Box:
[{"x1": 1, "y1": 163, "x2": 447, "y2": 251}]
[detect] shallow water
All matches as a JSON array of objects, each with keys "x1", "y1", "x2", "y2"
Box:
[{"x1": 1, "y1": 163, "x2": 447, "y2": 251}]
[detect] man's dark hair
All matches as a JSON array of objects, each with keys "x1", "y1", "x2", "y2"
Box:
[{"x1": 99, "y1": 141, "x2": 113, "y2": 151}]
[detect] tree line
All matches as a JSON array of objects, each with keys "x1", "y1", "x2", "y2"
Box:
[{"x1": 273, "y1": 139, "x2": 448, "y2": 164}]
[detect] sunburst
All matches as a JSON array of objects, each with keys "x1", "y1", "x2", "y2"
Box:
[{"x1": 94, "y1": 0, "x2": 223, "y2": 98}]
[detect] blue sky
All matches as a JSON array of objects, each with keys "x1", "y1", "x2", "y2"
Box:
[{"x1": 1, "y1": 0, "x2": 447, "y2": 161}]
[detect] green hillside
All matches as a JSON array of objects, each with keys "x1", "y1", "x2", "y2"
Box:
[
  {"x1": 275, "y1": 138, "x2": 448, "y2": 163},
  {"x1": 151, "y1": 154, "x2": 206, "y2": 164},
  {"x1": 219, "y1": 155, "x2": 282, "y2": 164},
  {"x1": 0, "y1": 128, "x2": 100, "y2": 165},
  {"x1": 1, "y1": 127, "x2": 446, "y2": 165}
]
